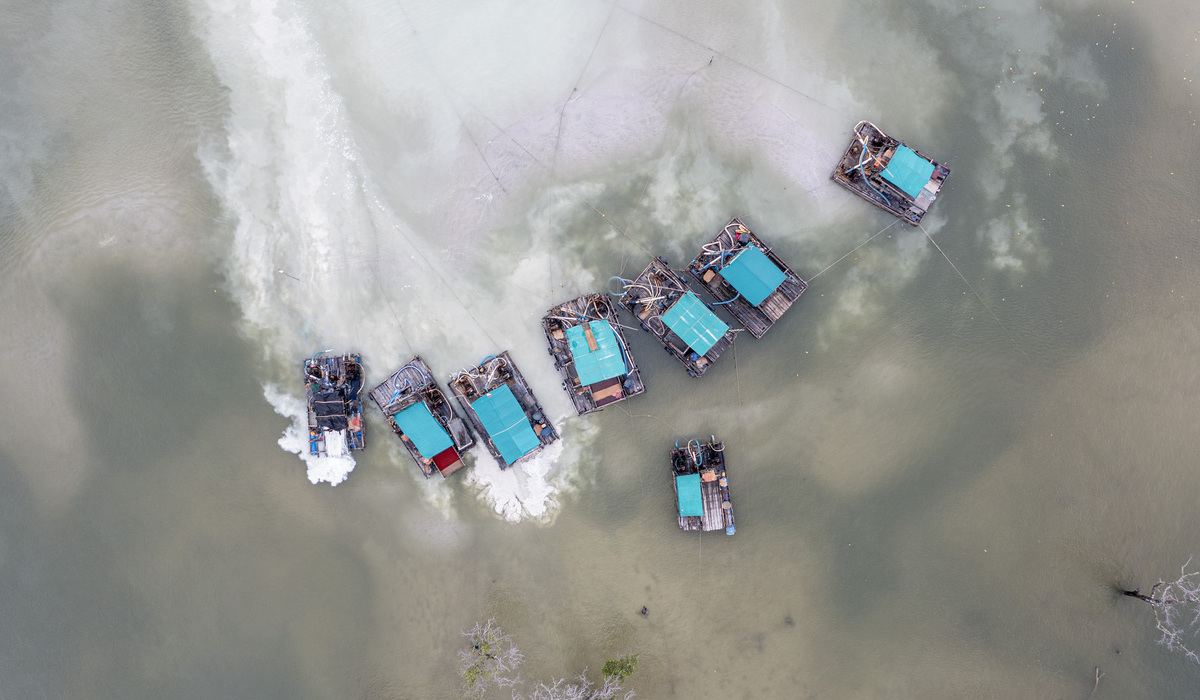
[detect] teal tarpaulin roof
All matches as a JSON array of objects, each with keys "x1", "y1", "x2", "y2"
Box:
[
  {"x1": 720, "y1": 245, "x2": 787, "y2": 307},
  {"x1": 566, "y1": 321, "x2": 626, "y2": 386},
  {"x1": 661, "y1": 292, "x2": 729, "y2": 356},
  {"x1": 881, "y1": 145, "x2": 935, "y2": 199},
  {"x1": 676, "y1": 473, "x2": 704, "y2": 517},
  {"x1": 393, "y1": 401, "x2": 454, "y2": 458},
  {"x1": 471, "y1": 384, "x2": 541, "y2": 464}
]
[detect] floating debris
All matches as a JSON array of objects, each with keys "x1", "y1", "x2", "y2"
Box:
[
  {"x1": 687, "y1": 217, "x2": 808, "y2": 339},
  {"x1": 831, "y1": 120, "x2": 950, "y2": 225},
  {"x1": 615, "y1": 257, "x2": 735, "y2": 377},
  {"x1": 449, "y1": 351, "x2": 558, "y2": 469},
  {"x1": 671, "y1": 436, "x2": 735, "y2": 535},
  {"x1": 304, "y1": 352, "x2": 365, "y2": 457},
  {"x1": 543, "y1": 293, "x2": 647, "y2": 415},
  {"x1": 369, "y1": 356, "x2": 475, "y2": 478}
]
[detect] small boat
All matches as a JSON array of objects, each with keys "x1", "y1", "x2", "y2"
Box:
[
  {"x1": 687, "y1": 218, "x2": 808, "y2": 339},
  {"x1": 448, "y1": 352, "x2": 558, "y2": 469},
  {"x1": 831, "y1": 120, "x2": 950, "y2": 225},
  {"x1": 368, "y1": 356, "x2": 475, "y2": 478},
  {"x1": 614, "y1": 257, "x2": 736, "y2": 377},
  {"x1": 542, "y1": 293, "x2": 646, "y2": 415},
  {"x1": 670, "y1": 436, "x2": 735, "y2": 535},
  {"x1": 304, "y1": 352, "x2": 365, "y2": 457}
]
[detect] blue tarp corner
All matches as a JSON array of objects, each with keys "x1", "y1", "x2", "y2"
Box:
[
  {"x1": 720, "y1": 245, "x2": 786, "y2": 306},
  {"x1": 393, "y1": 401, "x2": 454, "y2": 458},
  {"x1": 661, "y1": 292, "x2": 729, "y2": 356},
  {"x1": 676, "y1": 473, "x2": 704, "y2": 517},
  {"x1": 471, "y1": 384, "x2": 541, "y2": 464},
  {"x1": 566, "y1": 320, "x2": 626, "y2": 386},
  {"x1": 881, "y1": 145, "x2": 935, "y2": 199}
]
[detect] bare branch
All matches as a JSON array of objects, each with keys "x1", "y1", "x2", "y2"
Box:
[
  {"x1": 457, "y1": 619, "x2": 525, "y2": 699},
  {"x1": 457, "y1": 620, "x2": 636, "y2": 699},
  {"x1": 1131, "y1": 558, "x2": 1200, "y2": 665}
]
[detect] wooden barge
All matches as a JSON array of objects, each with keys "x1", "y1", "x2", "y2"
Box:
[
  {"x1": 304, "y1": 352, "x2": 365, "y2": 457},
  {"x1": 831, "y1": 120, "x2": 950, "y2": 225},
  {"x1": 543, "y1": 293, "x2": 646, "y2": 415},
  {"x1": 615, "y1": 257, "x2": 736, "y2": 377},
  {"x1": 671, "y1": 437, "x2": 735, "y2": 535},
  {"x1": 368, "y1": 357, "x2": 475, "y2": 478},
  {"x1": 448, "y1": 352, "x2": 558, "y2": 469},
  {"x1": 686, "y1": 218, "x2": 807, "y2": 339}
]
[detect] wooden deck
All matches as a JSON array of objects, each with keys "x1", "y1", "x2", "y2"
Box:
[
  {"x1": 369, "y1": 356, "x2": 474, "y2": 478},
  {"x1": 671, "y1": 438, "x2": 735, "y2": 535},
  {"x1": 448, "y1": 351, "x2": 558, "y2": 469},
  {"x1": 616, "y1": 257, "x2": 735, "y2": 377},
  {"x1": 543, "y1": 293, "x2": 647, "y2": 415},
  {"x1": 687, "y1": 218, "x2": 808, "y2": 339}
]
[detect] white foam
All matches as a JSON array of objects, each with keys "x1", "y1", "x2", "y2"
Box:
[
  {"x1": 464, "y1": 438, "x2": 567, "y2": 524},
  {"x1": 263, "y1": 384, "x2": 355, "y2": 486}
]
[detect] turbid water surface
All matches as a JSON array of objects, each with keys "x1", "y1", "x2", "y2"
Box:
[{"x1": 2, "y1": 0, "x2": 1200, "y2": 697}]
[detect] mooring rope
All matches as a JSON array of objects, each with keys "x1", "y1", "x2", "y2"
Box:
[
  {"x1": 616, "y1": 404, "x2": 683, "y2": 437},
  {"x1": 551, "y1": 5, "x2": 616, "y2": 174},
  {"x1": 614, "y1": 4, "x2": 845, "y2": 117},
  {"x1": 376, "y1": 219, "x2": 501, "y2": 349},
  {"x1": 808, "y1": 219, "x2": 898, "y2": 281},
  {"x1": 919, "y1": 223, "x2": 1030, "y2": 359}
]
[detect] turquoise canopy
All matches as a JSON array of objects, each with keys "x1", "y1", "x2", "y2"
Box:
[
  {"x1": 720, "y1": 245, "x2": 786, "y2": 307},
  {"x1": 392, "y1": 401, "x2": 454, "y2": 458},
  {"x1": 566, "y1": 320, "x2": 626, "y2": 386},
  {"x1": 471, "y1": 384, "x2": 541, "y2": 464},
  {"x1": 675, "y1": 473, "x2": 704, "y2": 517},
  {"x1": 661, "y1": 292, "x2": 729, "y2": 356},
  {"x1": 881, "y1": 145, "x2": 935, "y2": 199}
]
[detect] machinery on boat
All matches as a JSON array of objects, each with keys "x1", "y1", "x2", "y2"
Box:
[
  {"x1": 543, "y1": 293, "x2": 646, "y2": 415},
  {"x1": 831, "y1": 120, "x2": 950, "y2": 225},
  {"x1": 670, "y1": 436, "x2": 735, "y2": 535},
  {"x1": 449, "y1": 352, "x2": 558, "y2": 469},
  {"x1": 304, "y1": 352, "x2": 365, "y2": 457},
  {"x1": 687, "y1": 217, "x2": 808, "y2": 339},
  {"x1": 369, "y1": 356, "x2": 474, "y2": 478},
  {"x1": 614, "y1": 257, "x2": 736, "y2": 377}
]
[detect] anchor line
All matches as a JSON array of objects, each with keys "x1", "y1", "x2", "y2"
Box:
[
  {"x1": 369, "y1": 265, "x2": 414, "y2": 356},
  {"x1": 394, "y1": 1, "x2": 506, "y2": 195},
  {"x1": 545, "y1": 6, "x2": 616, "y2": 293},
  {"x1": 613, "y1": 4, "x2": 845, "y2": 118},
  {"x1": 551, "y1": 5, "x2": 616, "y2": 174},
  {"x1": 808, "y1": 219, "x2": 897, "y2": 281},
  {"x1": 470, "y1": 109, "x2": 656, "y2": 262},
  {"x1": 733, "y1": 333, "x2": 744, "y2": 408},
  {"x1": 363, "y1": 204, "x2": 415, "y2": 357},
  {"x1": 368, "y1": 199, "x2": 501, "y2": 349},
  {"x1": 919, "y1": 224, "x2": 1030, "y2": 360},
  {"x1": 616, "y1": 404, "x2": 683, "y2": 437}
]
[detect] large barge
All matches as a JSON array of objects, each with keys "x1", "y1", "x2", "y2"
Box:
[
  {"x1": 449, "y1": 352, "x2": 558, "y2": 469},
  {"x1": 687, "y1": 218, "x2": 808, "y2": 339},
  {"x1": 369, "y1": 357, "x2": 474, "y2": 478},
  {"x1": 670, "y1": 437, "x2": 735, "y2": 535},
  {"x1": 831, "y1": 120, "x2": 950, "y2": 225},
  {"x1": 543, "y1": 293, "x2": 646, "y2": 415},
  {"x1": 615, "y1": 257, "x2": 735, "y2": 377},
  {"x1": 304, "y1": 352, "x2": 365, "y2": 457}
]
